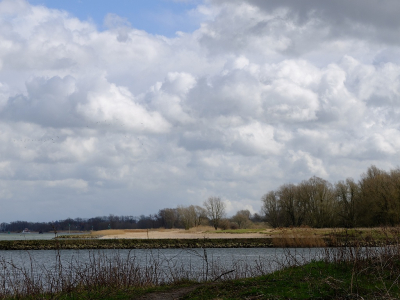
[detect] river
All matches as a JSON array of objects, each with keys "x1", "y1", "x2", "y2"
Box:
[
  {"x1": 0, "y1": 247, "x2": 324, "y2": 269},
  {"x1": 0, "y1": 247, "x2": 325, "y2": 290},
  {"x1": 0, "y1": 233, "x2": 84, "y2": 241}
]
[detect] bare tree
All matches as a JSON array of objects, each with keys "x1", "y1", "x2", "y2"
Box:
[
  {"x1": 194, "y1": 205, "x2": 208, "y2": 226},
  {"x1": 203, "y1": 197, "x2": 226, "y2": 230},
  {"x1": 177, "y1": 205, "x2": 196, "y2": 229},
  {"x1": 359, "y1": 165, "x2": 400, "y2": 226},
  {"x1": 177, "y1": 205, "x2": 208, "y2": 229},
  {"x1": 262, "y1": 191, "x2": 281, "y2": 228},
  {"x1": 158, "y1": 208, "x2": 178, "y2": 229},
  {"x1": 232, "y1": 210, "x2": 251, "y2": 229},
  {"x1": 279, "y1": 184, "x2": 305, "y2": 227},
  {"x1": 297, "y1": 177, "x2": 335, "y2": 228},
  {"x1": 335, "y1": 178, "x2": 359, "y2": 228}
]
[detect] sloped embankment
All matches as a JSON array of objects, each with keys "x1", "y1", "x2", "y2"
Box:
[
  {"x1": 0, "y1": 236, "x2": 393, "y2": 250},
  {"x1": 0, "y1": 238, "x2": 275, "y2": 250}
]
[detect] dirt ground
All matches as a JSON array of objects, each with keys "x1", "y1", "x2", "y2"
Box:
[{"x1": 136, "y1": 285, "x2": 203, "y2": 300}]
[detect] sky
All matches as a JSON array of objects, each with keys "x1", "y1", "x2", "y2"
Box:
[
  {"x1": 1, "y1": 0, "x2": 400, "y2": 222},
  {"x1": 27, "y1": 0, "x2": 203, "y2": 37}
]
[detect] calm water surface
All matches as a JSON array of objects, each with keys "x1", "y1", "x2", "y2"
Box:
[
  {"x1": 0, "y1": 233, "x2": 84, "y2": 241},
  {"x1": 0, "y1": 248, "x2": 325, "y2": 272}
]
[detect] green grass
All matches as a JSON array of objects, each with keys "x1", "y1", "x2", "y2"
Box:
[
  {"x1": 208, "y1": 228, "x2": 267, "y2": 234},
  {"x1": 181, "y1": 260, "x2": 400, "y2": 299},
  {"x1": 327, "y1": 227, "x2": 400, "y2": 240}
]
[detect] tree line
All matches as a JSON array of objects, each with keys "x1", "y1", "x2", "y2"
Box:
[
  {"x1": 262, "y1": 165, "x2": 400, "y2": 228},
  {"x1": 0, "y1": 197, "x2": 263, "y2": 233},
  {"x1": 3, "y1": 164, "x2": 393, "y2": 233}
]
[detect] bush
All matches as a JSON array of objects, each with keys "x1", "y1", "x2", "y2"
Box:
[
  {"x1": 218, "y1": 219, "x2": 231, "y2": 230},
  {"x1": 229, "y1": 222, "x2": 239, "y2": 230}
]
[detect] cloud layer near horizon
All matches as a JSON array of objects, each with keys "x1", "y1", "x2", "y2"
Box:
[{"x1": 0, "y1": 0, "x2": 400, "y2": 222}]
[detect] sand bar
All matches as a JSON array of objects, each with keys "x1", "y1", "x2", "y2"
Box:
[{"x1": 96, "y1": 229, "x2": 270, "y2": 240}]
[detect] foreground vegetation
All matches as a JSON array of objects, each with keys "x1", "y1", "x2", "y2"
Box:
[
  {"x1": 3, "y1": 245, "x2": 400, "y2": 299},
  {"x1": 9, "y1": 259, "x2": 400, "y2": 299},
  {"x1": 182, "y1": 258, "x2": 400, "y2": 299}
]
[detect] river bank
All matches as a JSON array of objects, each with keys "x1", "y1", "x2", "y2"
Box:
[
  {"x1": 0, "y1": 238, "x2": 272, "y2": 250},
  {"x1": 1, "y1": 227, "x2": 398, "y2": 249},
  {"x1": 0, "y1": 236, "x2": 396, "y2": 250}
]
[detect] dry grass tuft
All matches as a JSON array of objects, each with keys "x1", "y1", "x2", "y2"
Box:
[
  {"x1": 272, "y1": 228, "x2": 326, "y2": 247},
  {"x1": 91, "y1": 229, "x2": 150, "y2": 236},
  {"x1": 186, "y1": 226, "x2": 215, "y2": 233},
  {"x1": 91, "y1": 230, "x2": 124, "y2": 236}
]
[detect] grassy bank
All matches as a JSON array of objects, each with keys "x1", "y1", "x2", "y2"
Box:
[{"x1": 182, "y1": 259, "x2": 400, "y2": 299}]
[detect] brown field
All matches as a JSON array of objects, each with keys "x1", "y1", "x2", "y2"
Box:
[{"x1": 91, "y1": 226, "x2": 393, "y2": 240}]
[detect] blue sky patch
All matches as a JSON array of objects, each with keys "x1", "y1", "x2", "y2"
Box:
[{"x1": 28, "y1": 0, "x2": 202, "y2": 36}]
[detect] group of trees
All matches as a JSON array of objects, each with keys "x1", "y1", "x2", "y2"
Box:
[
  {"x1": 1, "y1": 197, "x2": 261, "y2": 233},
  {"x1": 262, "y1": 165, "x2": 400, "y2": 228},
  {"x1": 155, "y1": 197, "x2": 261, "y2": 230},
  {"x1": 0, "y1": 215, "x2": 139, "y2": 233},
  {"x1": 146, "y1": 197, "x2": 224, "y2": 230}
]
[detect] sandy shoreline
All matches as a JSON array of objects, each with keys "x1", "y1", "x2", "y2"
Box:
[
  {"x1": 97, "y1": 229, "x2": 270, "y2": 240},
  {"x1": 95, "y1": 227, "x2": 347, "y2": 240}
]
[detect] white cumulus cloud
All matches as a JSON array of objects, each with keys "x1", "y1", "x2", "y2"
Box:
[{"x1": 1, "y1": 0, "x2": 400, "y2": 221}]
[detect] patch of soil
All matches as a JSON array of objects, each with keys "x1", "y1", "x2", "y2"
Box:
[{"x1": 136, "y1": 285, "x2": 202, "y2": 300}]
